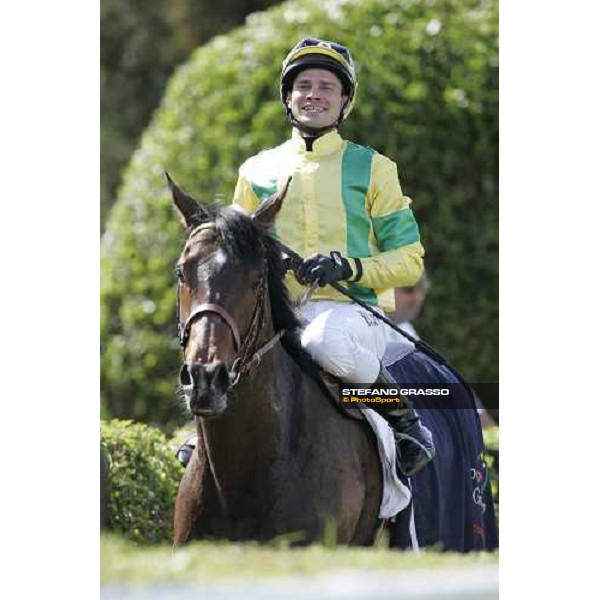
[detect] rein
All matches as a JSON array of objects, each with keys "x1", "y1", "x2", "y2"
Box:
[{"x1": 177, "y1": 225, "x2": 284, "y2": 388}]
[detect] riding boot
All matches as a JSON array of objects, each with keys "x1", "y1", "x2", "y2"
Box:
[
  {"x1": 175, "y1": 434, "x2": 198, "y2": 468},
  {"x1": 372, "y1": 363, "x2": 436, "y2": 477}
]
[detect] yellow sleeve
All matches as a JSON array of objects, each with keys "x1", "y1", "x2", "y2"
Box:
[
  {"x1": 355, "y1": 154, "x2": 424, "y2": 288},
  {"x1": 231, "y1": 171, "x2": 260, "y2": 213},
  {"x1": 356, "y1": 243, "x2": 424, "y2": 288}
]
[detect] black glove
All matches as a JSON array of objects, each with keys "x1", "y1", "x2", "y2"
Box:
[{"x1": 296, "y1": 252, "x2": 353, "y2": 287}]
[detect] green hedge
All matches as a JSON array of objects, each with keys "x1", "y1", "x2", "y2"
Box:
[
  {"x1": 101, "y1": 421, "x2": 498, "y2": 543},
  {"x1": 101, "y1": 0, "x2": 498, "y2": 427},
  {"x1": 100, "y1": 419, "x2": 184, "y2": 544},
  {"x1": 483, "y1": 426, "x2": 499, "y2": 526}
]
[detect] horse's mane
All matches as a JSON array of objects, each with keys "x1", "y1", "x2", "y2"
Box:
[{"x1": 187, "y1": 205, "x2": 324, "y2": 382}]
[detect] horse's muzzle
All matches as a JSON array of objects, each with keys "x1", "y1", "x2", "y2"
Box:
[{"x1": 179, "y1": 362, "x2": 231, "y2": 417}]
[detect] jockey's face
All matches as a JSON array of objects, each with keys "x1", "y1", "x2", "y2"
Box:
[{"x1": 286, "y1": 68, "x2": 348, "y2": 130}]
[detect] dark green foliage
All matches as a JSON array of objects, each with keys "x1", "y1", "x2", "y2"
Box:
[
  {"x1": 101, "y1": 0, "x2": 285, "y2": 231},
  {"x1": 101, "y1": 0, "x2": 186, "y2": 230},
  {"x1": 101, "y1": 419, "x2": 184, "y2": 544},
  {"x1": 101, "y1": 0, "x2": 498, "y2": 426},
  {"x1": 101, "y1": 446, "x2": 109, "y2": 529},
  {"x1": 100, "y1": 421, "x2": 499, "y2": 543}
]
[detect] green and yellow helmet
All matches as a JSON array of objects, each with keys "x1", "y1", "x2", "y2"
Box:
[{"x1": 280, "y1": 37, "x2": 357, "y2": 122}]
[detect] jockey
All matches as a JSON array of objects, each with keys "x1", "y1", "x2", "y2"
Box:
[{"x1": 231, "y1": 37, "x2": 435, "y2": 477}]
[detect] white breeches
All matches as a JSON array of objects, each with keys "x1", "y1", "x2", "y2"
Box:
[{"x1": 299, "y1": 300, "x2": 390, "y2": 384}]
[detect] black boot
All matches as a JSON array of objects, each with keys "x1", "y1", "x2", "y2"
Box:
[
  {"x1": 175, "y1": 434, "x2": 197, "y2": 468},
  {"x1": 372, "y1": 363, "x2": 436, "y2": 477}
]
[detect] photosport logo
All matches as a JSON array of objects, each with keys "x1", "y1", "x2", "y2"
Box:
[
  {"x1": 339, "y1": 385, "x2": 451, "y2": 405},
  {"x1": 332, "y1": 382, "x2": 499, "y2": 409}
]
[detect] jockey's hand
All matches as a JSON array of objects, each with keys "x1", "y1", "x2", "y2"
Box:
[{"x1": 296, "y1": 252, "x2": 352, "y2": 287}]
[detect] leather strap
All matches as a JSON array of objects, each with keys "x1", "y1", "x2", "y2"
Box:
[{"x1": 181, "y1": 303, "x2": 241, "y2": 351}]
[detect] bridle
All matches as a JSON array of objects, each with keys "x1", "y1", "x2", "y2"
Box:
[{"x1": 177, "y1": 225, "x2": 285, "y2": 388}]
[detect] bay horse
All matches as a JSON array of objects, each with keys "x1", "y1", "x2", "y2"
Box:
[{"x1": 168, "y1": 175, "x2": 382, "y2": 546}]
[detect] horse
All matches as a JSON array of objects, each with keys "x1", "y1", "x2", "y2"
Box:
[{"x1": 167, "y1": 175, "x2": 382, "y2": 546}]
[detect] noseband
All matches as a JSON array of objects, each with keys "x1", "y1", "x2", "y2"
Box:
[
  {"x1": 180, "y1": 303, "x2": 242, "y2": 352},
  {"x1": 177, "y1": 227, "x2": 284, "y2": 387}
]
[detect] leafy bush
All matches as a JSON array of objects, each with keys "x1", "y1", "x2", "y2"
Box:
[
  {"x1": 483, "y1": 426, "x2": 499, "y2": 524},
  {"x1": 101, "y1": 0, "x2": 498, "y2": 426},
  {"x1": 101, "y1": 1, "x2": 289, "y2": 232},
  {"x1": 101, "y1": 419, "x2": 184, "y2": 544},
  {"x1": 101, "y1": 420, "x2": 498, "y2": 543}
]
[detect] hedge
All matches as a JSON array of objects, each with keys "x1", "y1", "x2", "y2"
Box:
[
  {"x1": 102, "y1": 421, "x2": 498, "y2": 544},
  {"x1": 101, "y1": 0, "x2": 499, "y2": 428},
  {"x1": 100, "y1": 419, "x2": 184, "y2": 544},
  {"x1": 483, "y1": 425, "x2": 499, "y2": 527}
]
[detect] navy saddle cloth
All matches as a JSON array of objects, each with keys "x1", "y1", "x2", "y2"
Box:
[{"x1": 386, "y1": 349, "x2": 498, "y2": 552}]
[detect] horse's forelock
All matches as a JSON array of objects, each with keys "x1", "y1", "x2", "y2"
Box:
[{"x1": 216, "y1": 206, "x2": 303, "y2": 332}]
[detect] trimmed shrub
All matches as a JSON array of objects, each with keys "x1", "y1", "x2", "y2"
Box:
[
  {"x1": 483, "y1": 426, "x2": 499, "y2": 525},
  {"x1": 101, "y1": 419, "x2": 184, "y2": 544},
  {"x1": 101, "y1": 446, "x2": 109, "y2": 530},
  {"x1": 101, "y1": 420, "x2": 498, "y2": 541},
  {"x1": 101, "y1": 0, "x2": 498, "y2": 426}
]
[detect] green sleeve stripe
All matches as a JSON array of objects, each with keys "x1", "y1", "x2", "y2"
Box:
[
  {"x1": 341, "y1": 142, "x2": 378, "y2": 305},
  {"x1": 251, "y1": 182, "x2": 278, "y2": 202},
  {"x1": 249, "y1": 180, "x2": 280, "y2": 239},
  {"x1": 341, "y1": 142, "x2": 375, "y2": 258},
  {"x1": 372, "y1": 209, "x2": 421, "y2": 250}
]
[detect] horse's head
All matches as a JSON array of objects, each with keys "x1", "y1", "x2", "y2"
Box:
[{"x1": 168, "y1": 173, "x2": 290, "y2": 418}]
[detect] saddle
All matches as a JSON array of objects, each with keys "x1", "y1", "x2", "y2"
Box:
[{"x1": 319, "y1": 370, "x2": 368, "y2": 422}]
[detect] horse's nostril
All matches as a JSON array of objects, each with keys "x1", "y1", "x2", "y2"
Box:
[
  {"x1": 213, "y1": 363, "x2": 232, "y2": 390},
  {"x1": 179, "y1": 364, "x2": 193, "y2": 387}
]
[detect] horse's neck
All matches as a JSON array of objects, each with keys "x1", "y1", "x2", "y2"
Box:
[
  {"x1": 199, "y1": 341, "x2": 304, "y2": 457},
  {"x1": 198, "y1": 341, "x2": 322, "y2": 510}
]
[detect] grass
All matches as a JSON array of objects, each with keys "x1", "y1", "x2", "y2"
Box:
[{"x1": 101, "y1": 533, "x2": 498, "y2": 584}]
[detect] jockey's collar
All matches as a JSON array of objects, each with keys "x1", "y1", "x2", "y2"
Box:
[{"x1": 290, "y1": 129, "x2": 343, "y2": 156}]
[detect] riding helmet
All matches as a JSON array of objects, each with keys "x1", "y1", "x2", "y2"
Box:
[{"x1": 280, "y1": 37, "x2": 357, "y2": 122}]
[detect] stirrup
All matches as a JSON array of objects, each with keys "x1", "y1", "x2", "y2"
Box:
[
  {"x1": 391, "y1": 410, "x2": 436, "y2": 477},
  {"x1": 394, "y1": 431, "x2": 436, "y2": 477}
]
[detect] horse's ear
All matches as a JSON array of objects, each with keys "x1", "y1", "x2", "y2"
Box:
[
  {"x1": 166, "y1": 172, "x2": 209, "y2": 227},
  {"x1": 252, "y1": 177, "x2": 292, "y2": 230}
]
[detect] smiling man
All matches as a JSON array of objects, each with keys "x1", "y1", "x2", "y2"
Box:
[
  {"x1": 287, "y1": 68, "x2": 347, "y2": 131},
  {"x1": 231, "y1": 38, "x2": 435, "y2": 478}
]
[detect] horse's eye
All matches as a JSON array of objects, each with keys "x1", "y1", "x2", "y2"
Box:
[{"x1": 175, "y1": 265, "x2": 185, "y2": 282}]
